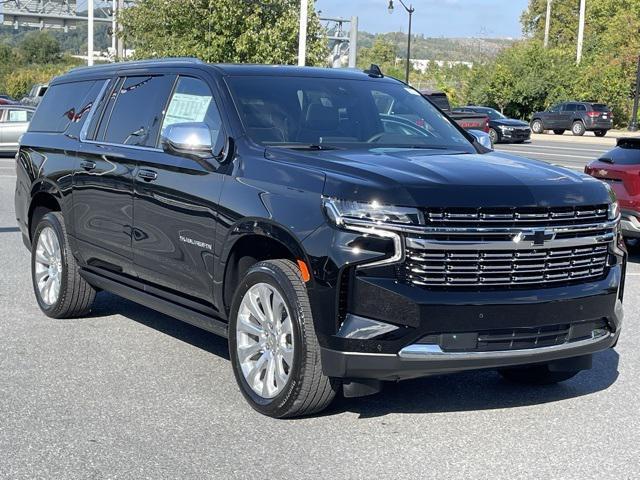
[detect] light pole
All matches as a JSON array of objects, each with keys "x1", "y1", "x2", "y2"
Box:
[{"x1": 388, "y1": 0, "x2": 414, "y2": 84}]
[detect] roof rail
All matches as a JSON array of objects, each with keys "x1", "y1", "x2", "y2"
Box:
[{"x1": 68, "y1": 57, "x2": 204, "y2": 74}]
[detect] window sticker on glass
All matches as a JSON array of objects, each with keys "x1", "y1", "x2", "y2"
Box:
[{"x1": 163, "y1": 93, "x2": 212, "y2": 127}]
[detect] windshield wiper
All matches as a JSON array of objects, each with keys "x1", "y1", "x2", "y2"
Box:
[{"x1": 268, "y1": 143, "x2": 340, "y2": 151}]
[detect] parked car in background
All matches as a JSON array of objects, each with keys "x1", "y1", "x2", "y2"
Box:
[
  {"x1": 530, "y1": 102, "x2": 613, "y2": 137},
  {"x1": 20, "y1": 84, "x2": 48, "y2": 107},
  {"x1": 585, "y1": 137, "x2": 640, "y2": 239},
  {"x1": 420, "y1": 90, "x2": 490, "y2": 135},
  {"x1": 0, "y1": 95, "x2": 17, "y2": 105},
  {"x1": 0, "y1": 105, "x2": 34, "y2": 154},
  {"x1": 454, "y1": 106, "x2": 531, "y2": 144}
]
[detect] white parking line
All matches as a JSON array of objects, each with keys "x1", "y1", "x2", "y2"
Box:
[
  {"x1": 499, "y1": 144, "x2": 610, "y2": 154},
  {"x1": 496, "y1": 149, "x2": 593, "y2": 160}
]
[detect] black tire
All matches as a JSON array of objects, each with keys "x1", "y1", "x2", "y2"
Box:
[
  {"x1": 572, "y1": 120, "x2": 586, "y2": 136},
  {"x1": 229, "y1": 259, "x2": 338, "y2": 418},
  {"x1": 553, "y1": 129, "x2": 565, "y2": 135},
  {"x1": 31, "y1": 212, "x2": 96, "y2": 318},
  {"x1": 488, "y1": 127, "x2": 499, "y2": 145},
  {"x1": 499, "y1": 365, "x2": 580, "y2": 385},
  {"x1": 594, "y1": 129, "x2": 607, "y2": 137},
  {"x1": 531, "y1": 119, "x2": 544, "y2": 134}
]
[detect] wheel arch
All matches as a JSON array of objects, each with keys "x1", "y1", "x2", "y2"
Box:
[
  {"x1": 27, "y1": 182, "x2": 63, "y2": 242},
  {"x1": 218, "y1": 219, "x2": 312, "y2": 315}
]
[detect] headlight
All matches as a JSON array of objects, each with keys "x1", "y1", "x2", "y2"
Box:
[
  {"x1": 323, "y1": 198, "x2": 423, "y2": 228},
  {"x1": 608, "y1": 201, "x2": 620, "y2": 220},
  {"x1": 499, "y1": 125, "x2": 514, "y2": 131}
]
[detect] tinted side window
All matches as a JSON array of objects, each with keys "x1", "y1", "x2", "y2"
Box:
[
  {"x1": 576, "y1": 104, "x2": 587, "y2": 111},
  {"x1": 161, "y1": 76, "x2": 222, "y2": 149},
  {"x1": 561, "y1": 104, "x2": 574, "y2": 112},
  {"x1": 102, "y1": 75, "x2": 175, "y2": 147},
  {"x1": 28, "y1": 80, "x2": 96, "y2": 133}
]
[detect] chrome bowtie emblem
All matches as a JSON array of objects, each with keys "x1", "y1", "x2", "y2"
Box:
[{"x1": 513, "y1": 228, "x2": 556, "y2": 246}]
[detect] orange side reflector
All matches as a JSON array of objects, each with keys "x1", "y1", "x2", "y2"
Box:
[{"x1": 297, "y1": 259, "x2": 311, "y2": 282}]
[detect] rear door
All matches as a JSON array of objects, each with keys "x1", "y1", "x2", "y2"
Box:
[
  {"x1": 74, "y1": 74, "x2": 175, "y2": 276},
  {"x1": 132, "y1": 74, "x2": 225, "y2": 305}
]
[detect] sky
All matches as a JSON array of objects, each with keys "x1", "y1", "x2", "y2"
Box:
[{"x1": 315, "y1": 0, "x2": 530, "y2": 38}]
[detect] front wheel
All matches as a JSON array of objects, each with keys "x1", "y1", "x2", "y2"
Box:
[
  {"x1": 594, "y1": 129, "x2": 607, "y2": 137},
  {"x1": 229, "y1": 259, "x2": 338, "y2": 418},
  {"x1": 488, "y1": 128, "x2": 499, "y2": 145},
  {"x1": 499, "y1": 365, "x2": 580, "y2": 385}
]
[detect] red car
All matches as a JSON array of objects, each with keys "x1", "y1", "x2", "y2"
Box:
[{"x1": 585, "y1": 137, "x2": 640, "y2": 238}]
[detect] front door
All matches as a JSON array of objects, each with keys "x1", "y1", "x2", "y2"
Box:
[{"x1": 132, "y1": 75, "x2": 225, "y2": 305}]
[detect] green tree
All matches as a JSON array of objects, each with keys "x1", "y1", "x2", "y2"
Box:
[
  {"x1": 357, "y1": 37, "x2": 405, "y2": 79},
  {"x1": 118, "y1": 0, "x2": 327, "y2": 65},
  {"x1": 18, "y1": 31, "x2": 61, "y2": 64}
]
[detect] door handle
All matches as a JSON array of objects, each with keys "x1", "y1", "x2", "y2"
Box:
[
  {"x1": 80, "y1": 160, "x2": 96, "y2": 171},
  {"x1": 138, "y1": 169, "x2": 158, "y2": 181}
]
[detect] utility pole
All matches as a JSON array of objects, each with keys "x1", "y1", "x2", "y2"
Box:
[
  {"x1": 629, "y1": 56, "x2": 640, "y2": 132},
  {"x1": 388, "y1": 0, "x2": 415, "y2": 84},
  {"x1": 543, "y1": 0, "x2": 552, "y2": 48},
  {"x1": 576, "y1": 0, "x2": 585, "y2": 64},
  {"x1": 116, "y1": 0, "x2": 124, "y2": 60},
  {"x1": 348, "y1": 16, "x2": 358, "y2": 68},
  {"x1": 111, "y1": 0, "x2": 117, "y2": 54},
  {"x1": 298, "y1": 0, "x2": 309, "y2": 66},
  {"x1": 87, "y1": 0, "x2": 94, "y2": 66}
]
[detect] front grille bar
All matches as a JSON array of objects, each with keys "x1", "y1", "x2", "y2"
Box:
[{"x1": 406, "y1": 232, "x2": 614, "y2": 251}]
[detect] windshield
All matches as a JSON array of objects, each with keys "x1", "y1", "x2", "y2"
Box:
[
  {"x1": 482, "y1": 108, "x2": 506, "y2": 120},
  {"x1": 226, "y1": 75, "x2": 474, "y2": 152}
]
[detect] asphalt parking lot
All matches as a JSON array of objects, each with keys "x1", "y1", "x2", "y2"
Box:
[
  {"x1": 494, "y1": 133, "x2": 615, "y2": 170},
  {"x1": 1, "y1": 143, "x2": 639, "y2": 479}
]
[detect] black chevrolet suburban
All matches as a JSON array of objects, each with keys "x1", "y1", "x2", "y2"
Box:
[{"x1": 15, "y1": 59, "x2": 625, "y2": 418}]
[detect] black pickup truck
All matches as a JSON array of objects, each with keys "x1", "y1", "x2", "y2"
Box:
[
  {"x1": 420, "y1": 89, "x2": 490, "y2": 134},
  {"x1": 15, "y1": 60, "x2": 625, "y2": 418}
]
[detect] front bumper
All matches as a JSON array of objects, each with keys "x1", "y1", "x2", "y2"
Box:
[
  {"x1": 620, "y1": 209, "x2": 640, "y2": 238},
  {"x1": 321, "y1": 265, "x2": 624, "y2": 381},
  {"x1": 499, "y1": 128, "x2": 531, "y2": 142},
  {"x1": 322, "y1": 325, "x2": 619, "y2": 381}
]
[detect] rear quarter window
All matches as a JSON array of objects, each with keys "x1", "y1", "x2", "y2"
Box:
[
  {"x1": 592, "y1": 104, "x2": 610, "y2": 112},
  {"x1": 28, "y1": 80, "x2": 97, "y2": 133}
]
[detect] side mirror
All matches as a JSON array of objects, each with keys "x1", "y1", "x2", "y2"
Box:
[
  {"x1": 161, "y1": 122, "x2": 213, "y2": 158},
  {"x1": 469, "y1": 130, "x2": 493, "y2": 150}
]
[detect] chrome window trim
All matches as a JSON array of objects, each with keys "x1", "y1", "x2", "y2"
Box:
[{"x1": 79, "y1": 79, "x2": 110, "y2": 142}]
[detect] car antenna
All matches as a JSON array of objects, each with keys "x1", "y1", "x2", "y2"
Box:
[{"x1": 364, "y1": 64, "x2": 384, "y2": 78}]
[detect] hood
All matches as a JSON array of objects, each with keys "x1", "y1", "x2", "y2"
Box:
[
  {"x1": 269, "y1": 147, "x2": 610, "y2": 208},
  {"x1": 491, "y1": 118, "x2": 530, "y2": 127}
]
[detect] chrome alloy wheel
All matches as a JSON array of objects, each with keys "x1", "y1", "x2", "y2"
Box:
[
  {"x1": 236, "y1": 283, "x2": 295, "y2": 399},
  {"x1": 34, "y1": 226, "x2": 62, "y2": 306}
]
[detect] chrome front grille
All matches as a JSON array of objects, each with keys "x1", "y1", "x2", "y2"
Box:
[
  {"x1": 424, "y1": 205, "x2": 608, "y2": 227},
  {"x1": 404, "y1": 244, "x2": 608, "y2": 287},
  {"x1": 400, "y1": 205, "x2": 616, "y2": 288}
]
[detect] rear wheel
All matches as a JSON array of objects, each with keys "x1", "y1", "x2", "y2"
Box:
[
  {"x1": 31, "y1": 212, "x2": 96, "y2": 318},
  {"x1": 229, "y1": 259, "x2": 338, "y2": 418},
  {"x1": 553, "y1": 129, "x2": 565, "y2": 135},
  {"x1": 572, "y1": 120, "x2": 586, "y2": 136},
  {"x1": 594, "y1": 129, "x2": 607, "y2": 137},
  {"x1": 499, "y1": 365, "x2": 580, "y2": 385},
  {"x1": 531, "y1": 119, "x2": 544, "y2": 134}
]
